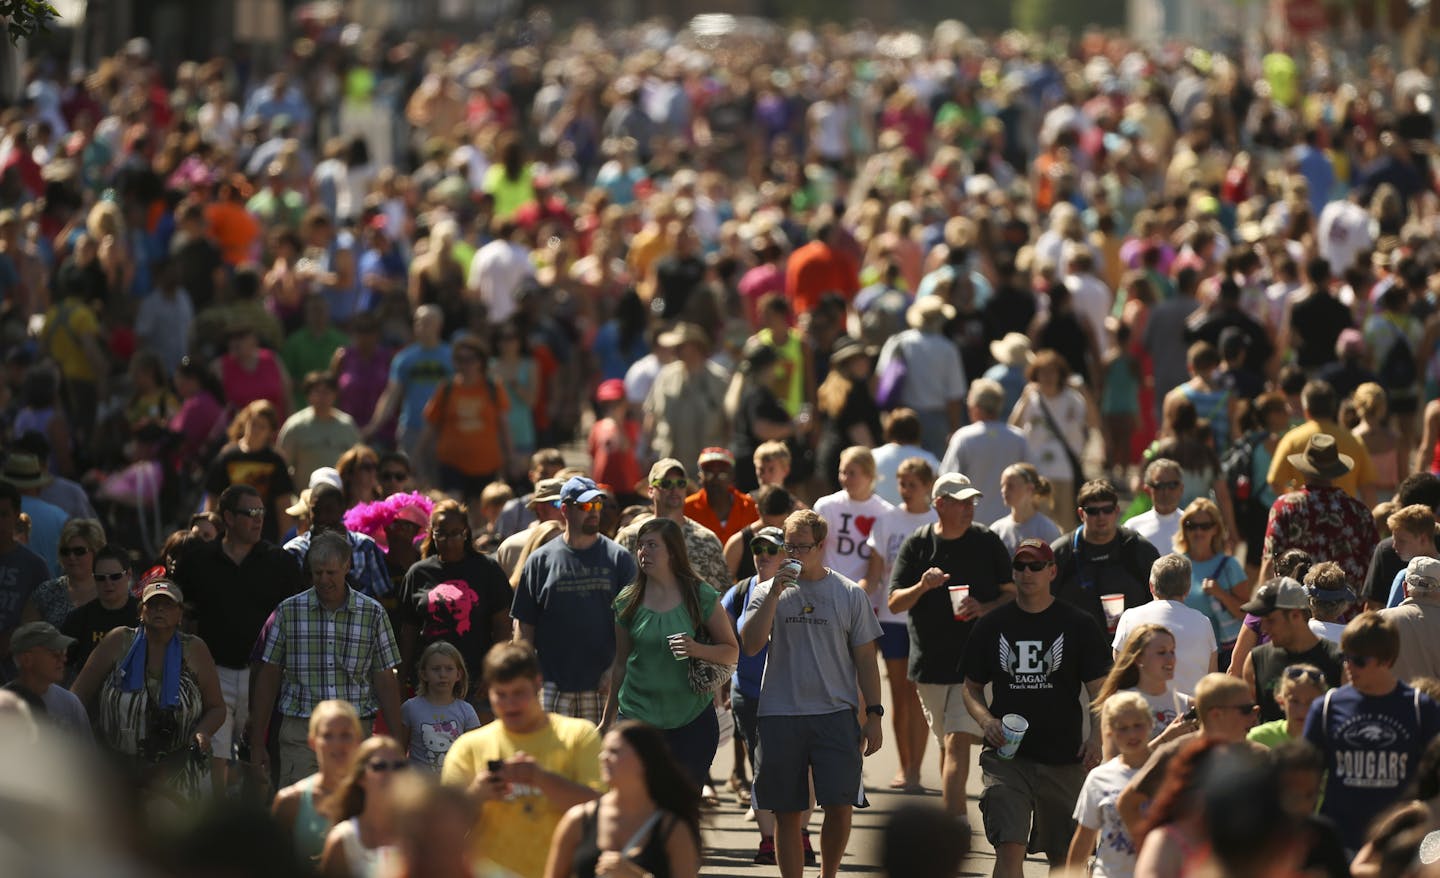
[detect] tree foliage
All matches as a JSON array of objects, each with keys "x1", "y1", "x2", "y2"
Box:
[{"x1": 0, "y1": 0, "x2": 59, "y2": 43}]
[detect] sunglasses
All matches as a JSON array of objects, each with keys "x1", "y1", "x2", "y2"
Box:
[
  {"x1": 751, "y1": 541, "x2": 782, "y2": 556},
  {"x1": 651, "y1": 478, "x2": 687, "y2": 490},
  {"x1": 380, "y1": 470, "x2": 409, "y2": 482},
  {"x1": 566, "y1": 500, "x2": 603, "y2": 512},
  {"x1": 59, "y1": 546, "x2": 91, "y2": 558},
  {"x1": 231, "y1": 507, "x2": 266, "y2": 519},
  {"x1": 433, "y1": 530, "x2": 469, "y2": 541},
  {"x1": 1082, "y1": 504, "x2": 1118, "y2": 517},
  {"x1": 96, "y1": 572, "x2": 128, "y2": 582},
  {"x1": 1284, "y1": 667, "x2": 1325, "y2": 684},
  {"x1": 1343, "y1": 654, "x2": 1376, "y2": 668},
  {"x1": 367, "y1": 759, "x2": 409, "y2": 773},
  {"x1": 1219, "y1": 703, "x2": 1258, "y2": 714},
  {"x1": 1012, "y1": 560, "x2": 1051, "y2": 572},
  {"x1": 1148, "y1": 480, "x2": 1182, "y2": 491},
  {"x1": 1184, "y1": 520, "x2": 1216, "y2": 531}
]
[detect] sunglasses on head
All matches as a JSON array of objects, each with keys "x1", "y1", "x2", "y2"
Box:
[
  {"x1": 367, "y1": 759, "x2": 409, "y2": 773},
  {"x1": 1082, "y1": 504, "x2": 1117, "y2": 517},
  {"x1": 1012, "y1": 560, "x2": 1051, "y2": 572},
  {"x1": 59, "y1": 546, "x2": 90, "y2": 558},
  {"x1": 651, "y1": 478, "x2": 687, "y2": 490},
  {"x1": 750, "y1": 540, "x2": 782, "y2": 556}
]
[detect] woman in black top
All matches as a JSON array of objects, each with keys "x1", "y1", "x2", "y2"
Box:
[
  {"x1": 726, "y1": 341, "x2": 803, "y2": 493},
  {"x1": 545, "y1": 721, "x2": 701, "y2": 878},
  {"x1": 816, "y1": 339, "x2": 881, "y2": 493}
]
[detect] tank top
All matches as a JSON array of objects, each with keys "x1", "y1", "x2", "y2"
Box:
[
  {"x1": 572, "y1": 804, "x2": 675, "y2": 878},
  {"x1": 332, "y1": 817, "x2": 389, "y2": 877},
  {"x1": 757, "y1": 328, "x2": 806, "y2": 416},
  {"x1": 294, "y1": 775, "x2": 332, "y2": 864}
]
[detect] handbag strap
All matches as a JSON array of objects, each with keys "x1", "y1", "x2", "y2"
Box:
[
  {"x1": 1035, "y1": 392, "x2": 1083, "y2": 469},
  {"x1": 622, "y1": 810, "x2": 664, "y2": 855}
]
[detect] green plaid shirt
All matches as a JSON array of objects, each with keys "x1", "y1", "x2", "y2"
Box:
[{"x1": 259, "y1": 587, "x2": 401, "y2": 718}]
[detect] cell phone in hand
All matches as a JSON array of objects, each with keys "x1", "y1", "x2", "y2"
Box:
[
  {"x1": 1181, "y1": 707, "x2": 1198, "y2": 723},
  {"x1": 488, "y1": 759, "x2": 505, "y2": 773}
]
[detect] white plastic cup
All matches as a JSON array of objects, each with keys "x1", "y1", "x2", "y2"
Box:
[
  {"x1": 948, "y1": 584, "x2": 971, "y2": 620},
  {"x1": 1101, "y1": 593, "x2": 1126, "y2": 626},
  {"x1": 667, "y1": 633, "x2": 688, "y2": 661},
  {"x1": 997, "y1": 714, "x2": 1029, "y2": 759}
]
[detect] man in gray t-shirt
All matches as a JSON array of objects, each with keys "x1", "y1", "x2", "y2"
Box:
[{"x1": 742, "y1": 509, "x2": 883, "y2": 878}]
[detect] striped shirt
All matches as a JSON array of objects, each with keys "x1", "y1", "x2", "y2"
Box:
[{"x1": 259, "y1": 587, "x2": 401, "y2": 718}]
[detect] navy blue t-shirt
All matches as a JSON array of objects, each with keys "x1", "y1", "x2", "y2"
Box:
[
  {"x1": 1305, "y1": 682, "x2": 1440, "y2": 853},
  {"x1": 511, "y1": 535, "x2": 638, "y2": 691},
  {"x1": 721, "y1": 576, "x2": 767, "y2": 699}
]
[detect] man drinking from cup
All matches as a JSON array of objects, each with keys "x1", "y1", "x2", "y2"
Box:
[
  {"x1": 962, "y1": 538, "x2": 1112, "y2": 878},
  {"x1": 887, "y1": 472, "x2": 1014, "y2": 828}
]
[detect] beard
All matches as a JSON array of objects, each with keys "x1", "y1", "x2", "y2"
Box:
[{"x1": 582, "y1": 521, "x2": 600, "y2": 535}]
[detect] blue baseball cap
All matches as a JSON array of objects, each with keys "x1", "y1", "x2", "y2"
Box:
[{"x1": 560, "y1": 476, "x2": 604, "y2": 505}]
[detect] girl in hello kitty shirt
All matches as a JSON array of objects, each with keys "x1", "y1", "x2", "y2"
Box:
[{"x1": 398, "y1": 642, "x2": 481, "y2": 771}]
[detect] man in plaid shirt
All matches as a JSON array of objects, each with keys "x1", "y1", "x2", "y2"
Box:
[{"x1": 249, "y1": 531, "x2": 404, "y2": 785}]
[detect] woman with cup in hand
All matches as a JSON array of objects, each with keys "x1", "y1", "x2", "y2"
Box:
[{"x1": 602, "y1": 518, "x2": 739, "y2": 789}]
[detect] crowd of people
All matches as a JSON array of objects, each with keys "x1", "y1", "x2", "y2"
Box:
[{"x1": 11, "y1": 9, "x2": 1440, "y2": 878}]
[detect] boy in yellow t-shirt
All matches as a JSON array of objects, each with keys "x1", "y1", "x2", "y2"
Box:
[{"x1": 442, "y1": 642, "x2": 604, "y2": 878}]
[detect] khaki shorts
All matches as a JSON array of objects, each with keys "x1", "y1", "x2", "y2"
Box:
[
  {"x1": 279, "y1": 714, "x2": 374, "y2": 786},
  {"x1": 915, "y1": 682, "x2": 983, "y2": 742},
  {"x1": 211, "y1": 665, "x2": 250, "y2": 760},
  {"x1": 978, "y1": 749, "x2": 1087, "y2": 861}
]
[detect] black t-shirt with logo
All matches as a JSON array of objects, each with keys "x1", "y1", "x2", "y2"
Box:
[
  {"x1": 891, "y1": 524, "x2": 1012, "y2": 685},
  {"x1": 962, "y1": 598, "x2": 1112, "y2": 765},
  {"x1": 399, "y1": 553, "x2": 513, "y2": 687},
  {"x1": 61, "y1": 596, "x2": 139, "y2": 672}
]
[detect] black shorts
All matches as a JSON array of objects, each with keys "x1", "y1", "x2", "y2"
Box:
[{"x1": 754, "y1": 710, "x2": 864, "y2": 813}]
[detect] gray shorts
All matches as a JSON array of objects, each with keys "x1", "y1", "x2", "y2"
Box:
[
  {"x1": 977, "y1": 749, "x2": 1087, "y2": 862},
  {"x1": 754, "y1": 710, "x2": 863, "y2": 813}
]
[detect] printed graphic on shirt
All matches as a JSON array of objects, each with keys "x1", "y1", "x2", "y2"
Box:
[
  {"x1": 420, "y1": 720, "x2": 462, "y2": 767},
  {"x1": 226, "y1": 460, "x2": 278, "y2": 499},
  {"x1": 1334, "y1": 714, "x2": 1413, "y2": 787},
  {"x1": 425, "y1": 580, "x2": 478, "y2": 637},
  {"x1": 999, "y1": 634, "x2": 1064, "y2": 689}
]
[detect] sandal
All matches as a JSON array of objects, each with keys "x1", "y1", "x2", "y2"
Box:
[
  {"x1": 701, "y1": 784, "x2": 721, "y2": 807},
  {"x1": 737, "y1": 786, "x2": 752, "y2": 807}
]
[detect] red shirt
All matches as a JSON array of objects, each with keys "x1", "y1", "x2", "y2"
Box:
[
  {"x1": 588, "y1": 416, "x2": 641, "y2": 497},
  {"x1": 1262, "y1": 485, "x2": 1378, "y2": 585},
  {"x1": 684, "y1": 487, "x2": 759, "y2": 545},
  {"x1": 785, "y1": 240, "x2": 859, "y2": 315}
]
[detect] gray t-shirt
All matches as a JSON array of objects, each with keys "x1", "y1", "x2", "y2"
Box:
[
  {"x1": 43, "y1": 684, "x2": 92, "y2": 741},
  {"x1": 401, "y1": 695, "x2": 481, "y2": 771},
  {"x1": 746, "y1": 569, "x2": 883, "y2": 717},
  {"x1": 989, "y1": 513, "x2": 1063, "y2": 555}
]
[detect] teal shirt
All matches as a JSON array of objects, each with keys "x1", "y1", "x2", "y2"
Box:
[
  {"x1": 1183, "y1": 554, "x2": 1246, "y2": 647},
  {"x1": 616, "y1": 585, "x2": 720, "y2": 729}
]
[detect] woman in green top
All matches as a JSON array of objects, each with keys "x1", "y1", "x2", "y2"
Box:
[
  {"x1": 603, "y1": 517, "x2": 739, "y2": 789},
  {"x1": 1247, "y1": 663, "x2": 1328, "y2": 748}
]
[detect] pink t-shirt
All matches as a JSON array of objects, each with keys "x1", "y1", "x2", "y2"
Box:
[{"x1": 221, "y1": 350, "x2": 288, "y2": 419}]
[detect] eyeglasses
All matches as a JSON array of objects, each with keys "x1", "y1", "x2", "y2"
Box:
[
  {"x1": 1012, "y1": 560, "x2": 1051, "y2": 572},
  {"x1": 1184, "y1": 520, "x2": 1216, "y2": 531},
  {"x1": 566, "y1": 500, "x2": 603, "y2": 512},
  {"x1": 651, "y1": 478, "x2": 687, "y2": 490},
  {"x1": 1148, "y1": 480, "x2": 1182, "y2": 491},
  {"x1": 1284, "y1": 667, "x2": 1325, "y2": 684},
  {"x1": 1343, "y1": 654, "x2": 1376, "y2": 668},
  {"x1": 231, "y1": 507, "x2": 266, "y2": 519},
  {"x1": 95, "y1": 572, "x2": 128, "y2": 582},
  {"x1": 367, "y1": 759, "x2": 409, "y2": 773},
  {"x1": 1218, "y1": 703, "x2": 1258, "y2": 714},
  {"x1": 751, "y1": 541, "x2": 782, "y2": 556},
  {"x1": 782, "y1": 543, "x2": 816, "y2": 554},
  {"x1": 1082, "y1": 504, "x2": 1118, "y2": 517},
  {"x1": 59, "y1": 546, "x2": 91, "y2": 558},
  {"x1": 379, "y1": 470, "x2": 409, "y2": 482},
  {"x1": 433, "y1": 530, "x2": 468, "y2": 541}
]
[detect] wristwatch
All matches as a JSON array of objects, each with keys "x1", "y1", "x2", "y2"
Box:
[{"x1": 865, "y1": 704, "x2": 885, "y2": 717}]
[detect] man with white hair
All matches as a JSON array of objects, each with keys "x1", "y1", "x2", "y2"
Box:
[
  {"x1": 1126, "y1": 459, "x2": 1186, "y2": 555},
  {"x1": 939, "y1": 380, "x2": 1029, "y2": 526},
  {"x1": 1378, "y1": 556, "x2": 1440, "y2": 682},
  {"x1": 1112, "y1": 554, "x2": 1217, "y2": 696}
]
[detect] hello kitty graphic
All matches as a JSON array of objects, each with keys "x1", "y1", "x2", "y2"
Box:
[
  {"x1": 421, "y1": 719, "x2": 462, "y2": 767},
  {"x1": 425, "y1": 580, "x2": 479, "y2": 638}
]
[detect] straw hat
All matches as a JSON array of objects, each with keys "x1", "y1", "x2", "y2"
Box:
[{"x1": 989, "y1": 333, "x2": 1035, "y2": 367}]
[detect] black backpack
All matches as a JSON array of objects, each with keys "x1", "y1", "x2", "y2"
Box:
[
  {"x1": 1378, "y1": 321, "x2": 1419, "y2": 390},
  {"x1": 1220, "y1": 429, "x2": 1269, "y2": 530}
]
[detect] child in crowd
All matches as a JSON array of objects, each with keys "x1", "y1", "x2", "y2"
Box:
[{"x1": 399, "y1": 642, "x2": 481, "y2": 771}]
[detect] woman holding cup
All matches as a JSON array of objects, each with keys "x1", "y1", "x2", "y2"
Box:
[{"x1": 602, "y1": 518, "x2": 740, "y2": 789}]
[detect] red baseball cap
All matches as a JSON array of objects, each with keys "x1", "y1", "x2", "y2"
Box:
[{"x1": 1014, "y1": 539, "x2": 1055, "y2": 564}]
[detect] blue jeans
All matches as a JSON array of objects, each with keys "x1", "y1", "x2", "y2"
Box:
[{"x1": 621, "y1": 705, "x2": 719, "y2": 791}]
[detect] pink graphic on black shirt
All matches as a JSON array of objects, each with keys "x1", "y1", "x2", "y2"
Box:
[{"x1": 425, "y1": 580, "x2": 478, "y2": 637}]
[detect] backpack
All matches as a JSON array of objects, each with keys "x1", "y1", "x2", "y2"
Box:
[
  {"x1": 1378, "y1": 320, "x2": 1419, "y2": 391},
  {"x1": 1220, "y1": 429, "x2": 1268, "y2": 530}
]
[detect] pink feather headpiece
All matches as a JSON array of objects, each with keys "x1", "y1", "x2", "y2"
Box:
[{"x1": 344, "y1": 492, "x2": 435, "y2": 552}]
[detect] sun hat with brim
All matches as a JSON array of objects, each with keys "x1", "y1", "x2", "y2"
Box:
[
  {"x1": 0, "y1": 453, "x2": 53, "y2": 489},
  {"x1": 932, "y1": 472, "x2": 983, "y2": 502},
  {"x1": 829, "y1": 338, "x2": 876, "y2": 368},
  {"x1": 529, "y1": 478, "x2": 565, "y2": 507},
  {"x1": 141, "y1": 580, "x2": 185, "y2": 605},
  {"x1": 1240, "y1": 577, "x2": 1309, "y2": 616},
  {"x1": 1286, "y1": 433, "x2": 1354, "y2": 481},
  {"x1": 989, "y1": 332, "x2": 1034, "y2": 367},
  {"x1": 10, "y1": 621, "x2": 75, "y2": 653},
  {"x1": 907, "y1": 297, "x2": 956, "y2": 330},
  {"x1": 656, "y1": 322, "x2": 711, "y2": 349},
  {"x1": 752, "y1": 526, "x2": 785, "y2": 547}
]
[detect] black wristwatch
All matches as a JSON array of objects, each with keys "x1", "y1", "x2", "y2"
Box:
[{"x1": 865, "y1": 704, "x2": 885, "y2": 718}]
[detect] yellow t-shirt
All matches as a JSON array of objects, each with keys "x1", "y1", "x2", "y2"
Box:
[
  {"x1": 43, "y1": 301, "x2": 100, "y2": 381},
  {"x1": 441, "y1": 714, "x2": 604, "y2": 878},
  {"x1": 1266, "y1": 419, "x2": 1378, "y2": 500}
]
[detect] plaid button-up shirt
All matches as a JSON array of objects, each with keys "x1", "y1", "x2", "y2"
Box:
[{"x1": 259, "y1": 586, "x2": 401, "y2": 719}]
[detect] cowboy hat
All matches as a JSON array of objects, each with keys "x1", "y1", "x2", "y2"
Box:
[
  {"x1": 0, "y1": 453, "x2": 53, "y2": 489},
  {"x1": 989, "y1": 332, "x2": 1034, "y2": 367},
  {"x1": 656, "y1": 322, "x2": 711, "y2": 349},
  {"x1": 1286, "y1": 433, "x2": 1354, "y2": 481},
  {"x1": 906, "y1": 297, "x2": 956, "y2": 330}
]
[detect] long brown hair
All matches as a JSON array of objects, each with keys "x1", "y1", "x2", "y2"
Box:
[
  {"x1": 617, "y1": 518, "x2": 706, "y2": 628},
  {"x1": 322, "y1": 735, "x2": 402, "y2": 821},
  {"x1": 336, "y1": 444, "x2": 381, "y2": 504},
  {"x1": 420, "y1": 500, "x2": 471, "y2": 558},
  {"x1": 1092, "y1": 624, "x2": 1174, "y2": 710}
]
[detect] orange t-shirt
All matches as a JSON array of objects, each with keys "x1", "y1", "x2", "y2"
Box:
[
  {"x1": 425, "y1": 379, "x2": 511, "y2": 477},
  {"x1": 785, "y1": 240, "x2": 859, "y2": 315},
  {"x1": 684, "y1": 487, "x2": 759, "y2": 545},
  {"x1": 206, "y1": 201, "x2": 261, "y2": 266}
]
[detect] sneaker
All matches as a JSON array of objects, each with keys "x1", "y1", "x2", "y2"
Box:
[
  {"x1": 802, "y1": 833, "x2": 817, "y2": 867},
  {"x1": 754, "y1": 837, "x2": 776, "y2": 866}
]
